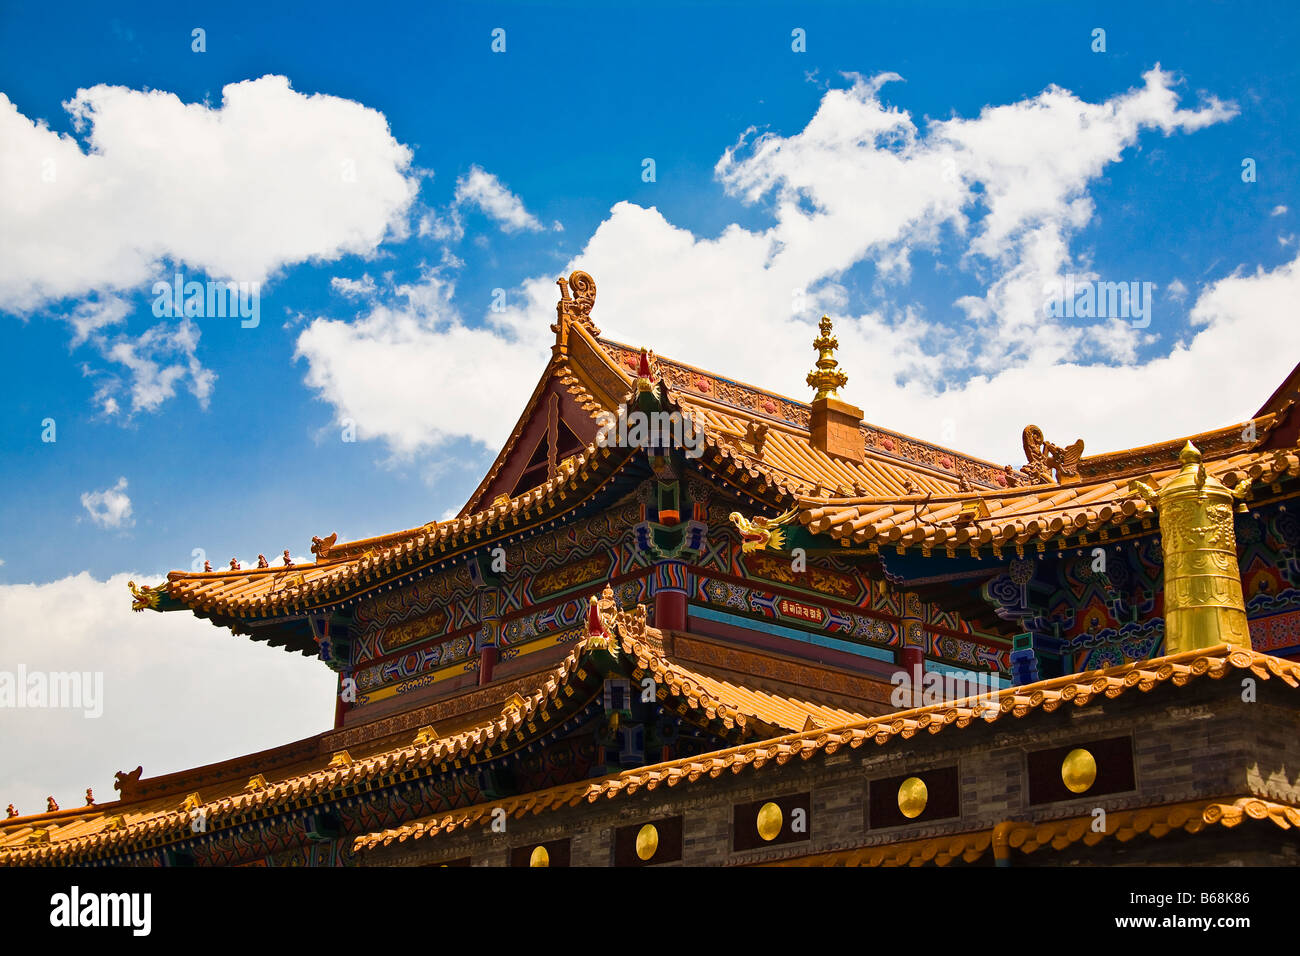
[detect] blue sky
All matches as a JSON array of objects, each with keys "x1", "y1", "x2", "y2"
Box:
[
  {"x1": 2, "y1": 0, "x2": 1297, "y2": 583},
  {"x1": 1, "y1": 1, "x2": 1298, "y2": 809}
]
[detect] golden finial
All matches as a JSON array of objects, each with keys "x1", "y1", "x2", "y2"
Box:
[{"x1": 806, "y1": 315, "x2": 848, "y2": 401}]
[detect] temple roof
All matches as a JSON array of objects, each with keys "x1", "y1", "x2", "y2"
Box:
[
  {"x1": 0, "y1": 596, "x2": 878, "y2": 865},
  {"x1": 592, "y1": 334, "x2": 1009, "y2": 495},
  {"x1": 139, "y1": 308, "x2": 1017, "y2": 623},
  {"x1": 349, "y1": 643, "x2": 1299, "y2": 855},
  {"x1": 143, "y1": 297, "x2": 1293, "y2": 625},
  {"x1": 794, "y1": 442, "x2": 1300, "y2": 550},
  {"x1": 144, "y1": 442, "x2": 631, "y2": 630}
]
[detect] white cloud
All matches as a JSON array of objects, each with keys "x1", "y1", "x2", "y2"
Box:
[
  {"x1": 0, "y1": 572, "x2": 335, "y2": 816},
  {"x1": 80, "y1": 477, "x2": 133, "y2": 529},
  {"x1": 330, "y1": 274, "x2": 378, "y2": 299},
  {"x1": 64, "y1": 295, "x2": 129, "y2": 347},
  {"x1": 93, "y1": 317, "x2": 215, "y2": 415},
  {"x1": 0, "y1": 75, "x2": 417, "y2": 313},
  {"x1": 298, "y1": 69, "x2": 1280, "y2": 467},
  {"x1": 453, "y1": 165, "x2": 544, "y2": 234},
  {"x1": 418, "y1": 211, "x2": 464, "y2": 242},
  {"x1": 295, "y1": 274, "x2": 550, "y2": 456},
  {"x1": 1166, "y1": 278, "x2": 1189, "y2": 301},
  {"x1": 1272, "y1": 205, "x2": 1288, "y2": 216}
]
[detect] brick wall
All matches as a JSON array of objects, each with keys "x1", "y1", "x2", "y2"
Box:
[{"x1": 362, "y1": 676, "x2": 1300, "y2": 866}]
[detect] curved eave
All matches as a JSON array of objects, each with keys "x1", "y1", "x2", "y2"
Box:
[
  {"x1": 1, "y1": 596, "x2": 863, "y2": 865},
  {"x1": 351, "y1": 644, "x2": 1300, "y2": 854},
  {"x1": 153, "y1": 444, "x2": 636, "y2": 621},
  {"x1": 795, "y1": 446, "x2": 1300, "y2": 551}
]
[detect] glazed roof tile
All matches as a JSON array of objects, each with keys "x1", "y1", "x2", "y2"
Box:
[
  {"x1": 351, "y1": 644, "x2": 1300, "y2": 853},
  {"x1": 0, "y1": 595, "x2": 869, "y2": 865},
  {"x1": 156, "y1": 444, "x2": 627, "y2": 619},
  {"x1": 795, "y1": 447, "x2": 1300, "y2": 549},
  {"x1": 146, "y1": 320, "x2": 1293, "y2": 617}
]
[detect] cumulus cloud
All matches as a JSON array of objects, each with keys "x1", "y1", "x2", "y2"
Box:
[
  {"x1": 453, "y1": 165, "x2": 544, "y2": 233},
  {"x1": 330, "y1": 274, "x2": 379, "y2": 299},
  {"x1": 417, "y1": 165, "x2": 546, "y2": 243},
  {"x1": 0, "y1": 75, "x2": 418, "y2": 313},
  {"x1": 79, "y1": 477, "x2": 134, "y2": 529},
  {"x1": 296, "y1": 68, "x2": 1283, "y2": 466},
  {"x1": 64, "y1": 295, "x2": 130, "y2": 347},
  {"x1": 101, "y1": 318, "x2": 216, "y2": 414},
  {"x1": 295, "y1": 274, "x2": 550, "y2": 456},
  {"x1": 0, "y1": 572, "x2": 335, "y2": 816}
]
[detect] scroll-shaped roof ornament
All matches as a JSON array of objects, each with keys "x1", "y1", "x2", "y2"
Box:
[{"x1": 553, "y1": 270, "x2": 600, "y2": 337}]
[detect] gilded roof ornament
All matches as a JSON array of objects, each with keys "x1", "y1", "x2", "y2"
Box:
[
  {"x1": 113, "y1": 766, "x2": 143, "y2": 797},
  {"x1": 1021, "y1": 424, "x2": 1084, "y2": 484},
  {"x1": 585, "y1": 595, "x2": 609, "y2": 648},
  {"x1": 553, "y1": 270, "x2": 600, "y2": 337},
  {"x1": 310, "y1": 532, "x2": 338, "y2": 560},
  {"x1": 634, "y1": 348, "x2": 654, "y2": 395},
  {"x1": 128, "y1": 580, "x2": 167, "y2": 612},
  {"x1": 806, "y1": 315, "x2": 849, "y2": 401},
  {"x1": 729, "y1": 507, "x2": 799, "y2": 552},
  {"x1": 327, "y1": 750, "x2": 353, "y2": 769}
]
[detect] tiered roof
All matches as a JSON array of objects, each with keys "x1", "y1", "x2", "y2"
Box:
[
  {"x1": 142, "y1": 288, "x2": 1300, "y2": 630},
  {"x1": 0, "y1": 594, "x2": 879, "y2": 865},
  {"x1": 350, "y1": 643, "x2": 1299, "y2": 857}
]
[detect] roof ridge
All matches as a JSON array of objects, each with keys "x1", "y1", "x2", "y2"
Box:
[{"x1": 597, "y1": 334, "x2": 1010, "y2": 474}]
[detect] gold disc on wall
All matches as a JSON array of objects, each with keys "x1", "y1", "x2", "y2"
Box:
[
  {"x1": 1061, "y1": 748, "x2": 1098, "y2": 794},
  {"x1": 636, "y1": 824, "x2": 659, "y2": 861},
  {"x1": 897, "y1": 776, "x2": 929, "y2": 819},
  {"x1": 756, "y1": 802, "x2": 783, "y2": 842}
]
